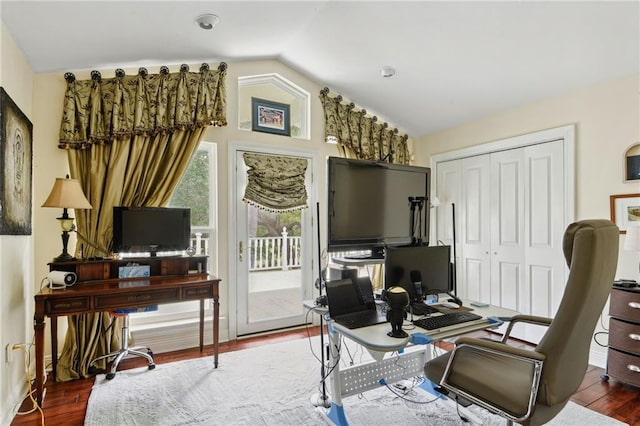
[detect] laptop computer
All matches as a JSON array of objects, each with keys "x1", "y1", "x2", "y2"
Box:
[{"x1": 325, "y1": 277, "x2": 387, "y2": 329}]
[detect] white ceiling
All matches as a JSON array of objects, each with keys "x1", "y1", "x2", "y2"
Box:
[{"x1": 2, "y1": 1, "x2": 638, "y2": 137}]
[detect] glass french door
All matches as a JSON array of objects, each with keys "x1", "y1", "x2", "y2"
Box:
[{"x1": 235, "y1": 150, "x2": 313, "y2": 336}]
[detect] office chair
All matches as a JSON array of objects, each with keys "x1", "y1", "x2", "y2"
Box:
[
  {"x1": 90, "y1": 307, "x2": 156, "y2": 380},
  {"x1": 424, "y1": 219, "x2": 619, "y2": 425}
]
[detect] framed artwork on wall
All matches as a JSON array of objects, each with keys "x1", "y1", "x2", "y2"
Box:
[
  {"x1": 0, "y1": 87, "x2": 33, "y2": 235},
  {"x1": 251, "y1": 97, "x2": 290, "y2": 136},
  {"x1": 610, "y1": 193, "x2": 640, "y2": 234}
]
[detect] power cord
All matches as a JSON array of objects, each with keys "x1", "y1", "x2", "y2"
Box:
[
  {"x1": 378, "y1": 377, "x2": 440, "y2": 405},
  {"x1": 454, "y1": 395, "x2": 470, "y2": 422},
  {"x1": 12, "y1": 343, "x2": 45, "y2": 425},
  {"x1": 593, "y1": 331, "x2": 609, "y2": 347}
]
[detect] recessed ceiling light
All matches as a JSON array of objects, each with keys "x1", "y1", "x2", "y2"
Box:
[
  {"x1": 194, "y1": 14, "x2": 219, "y2": 31},
  {"x1": 380, "y1": 66, "x2": 396, "y2": 79}
]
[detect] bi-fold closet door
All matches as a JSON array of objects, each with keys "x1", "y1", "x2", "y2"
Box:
[{"x1": 435, "y1": 139, "x2": 567, "y2": 343}]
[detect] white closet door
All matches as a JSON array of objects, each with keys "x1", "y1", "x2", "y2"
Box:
[
  {"x1": 490, "y1": 149, "x2": 526, "y2": 311},
  {"x1": 522, "y1": 140, "x2": 566, "y2": 342},
  {"x1": 435, "y1": 160, "x2": 462, "y2": 249},
  {"x1": 461, "y1": 155, "x2": 491, "y2": 303}
]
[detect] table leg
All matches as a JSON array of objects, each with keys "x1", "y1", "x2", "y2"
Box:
[
  {"x1": 213, "y1": 295, "x2": 219, "y2": 368},
  {"x1": 326, "y1": 320, "x2": 349, "y2": 426},
  {"x1": 34, "y1": 313, "x2": 45, "y2": 405},
  {"x1": 51, "y1": 316, "x2": 58, "y2": 380},
  {"x1": 199, "y1": 299, "x2": 204, "y2": 351}
]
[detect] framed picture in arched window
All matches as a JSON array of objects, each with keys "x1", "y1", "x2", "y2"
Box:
[{"x1": 251, "y1": 97, "x2": 290, "y2": 137}]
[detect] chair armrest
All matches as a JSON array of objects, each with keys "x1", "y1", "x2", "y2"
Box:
[
  {"x1": 441, "y1": 337, "x2": 546, "y2": 422},
  {"x1": 454, "y1": 336, "x2": 546, "y2": 362},
  {"x1": 500, "y1": 314, "x2": 553, "y2": 343}
]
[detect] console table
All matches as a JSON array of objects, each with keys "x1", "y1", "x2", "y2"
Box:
[{"x1": 34, "y1": 257, "x2": 220, "y2": 405}]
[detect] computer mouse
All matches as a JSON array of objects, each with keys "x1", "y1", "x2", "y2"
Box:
[{"x1": 440, "y1": 301, "x2": 459, "y2": 309}]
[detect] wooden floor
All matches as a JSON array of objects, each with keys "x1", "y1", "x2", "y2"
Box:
[{"x1": 10, "y1": 326, "x2": 640, "y2": 426}]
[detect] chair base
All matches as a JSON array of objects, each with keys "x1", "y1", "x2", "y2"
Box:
[
  {"x1": 90, "y1": 314, "x2": 156, "y2": 380},
  {"x1": 91, "y1": 346, "x2": 156, "y2": 380}
]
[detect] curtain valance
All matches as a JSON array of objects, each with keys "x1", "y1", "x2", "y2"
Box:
[
  {"x1": 59, "y1": 63, "x2": 227, "y2": 149},
  {"x1": 319, "y1": 87, "x2": 410, "y2": 164},
  {"x1": 242, "y1": 153, "x2": 308, "y2": 212}
]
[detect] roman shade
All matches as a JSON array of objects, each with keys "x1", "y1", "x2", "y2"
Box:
[{"x1": 242, "y1": 152, "x2": 308, "y2": 212}]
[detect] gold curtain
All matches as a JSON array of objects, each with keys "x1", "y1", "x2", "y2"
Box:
[
  {"x1": 320, "y1": 87, "x2": 413, "y2": 290},
  {"x1": 242, "y1": 152, "x2": 308, "y2": 212},
  {"x1": 319, "y1": 87, "x2": 410, "y2": 165},
  {"x1": 55, "y1": 63, "x2": 227, "y2": 381}
]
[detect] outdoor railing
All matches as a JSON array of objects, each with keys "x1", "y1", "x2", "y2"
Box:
[
  {"x1": 248, "y1": 227, "x2": 301, "y2": 271},
  {"x1": 188, "y1": 227, "x2": 301, "y2": 272}
]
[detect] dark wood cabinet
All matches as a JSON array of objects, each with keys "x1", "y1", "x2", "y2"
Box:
[{"x1": 605, "y1": 287, "x2": 640, "y2": 387}]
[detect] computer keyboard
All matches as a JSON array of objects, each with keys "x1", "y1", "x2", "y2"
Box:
[{"x1": 413, "y1": 311, "x2": 483, "y2": 330}]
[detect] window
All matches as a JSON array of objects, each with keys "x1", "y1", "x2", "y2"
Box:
[{"x1": 131, "y1": 142, "x2": 217, "y2": 323}]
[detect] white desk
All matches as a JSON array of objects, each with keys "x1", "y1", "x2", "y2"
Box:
[{"x1": 308, "y1": 301, "x2": 518, "y2": 426}]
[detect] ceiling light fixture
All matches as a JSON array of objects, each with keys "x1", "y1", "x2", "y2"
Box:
[
  {"x1": 194, "y1": 14, "x2": 219, "y2": 31},
  {"x1": 380, "y1": 66, "x2": 396, "y2": 79}
]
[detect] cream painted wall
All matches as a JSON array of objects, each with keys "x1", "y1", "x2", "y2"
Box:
[
  {"x1": 415, "y1": 73, "x2": 640, "y2": 366},
  {"x1": 0, "y1": 23, "x2": 36, "y2": 425}
]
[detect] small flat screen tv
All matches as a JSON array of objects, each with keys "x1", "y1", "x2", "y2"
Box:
[
  {"x1": 112, "y1": 207, "x2": 191, "y2": 256},
  {"x1": 327, "y1": 156, "x2": 431, "y2": 255},
  {"x1": 384, "y1": 245, "x2": 452, "y2": 299}
]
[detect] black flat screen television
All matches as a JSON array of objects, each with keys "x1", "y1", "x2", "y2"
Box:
[
  {"x1": 327, "y1": 156, "x2": 431, "y2": 255},
  {"x1": 384, "y1": 245, "x2": 452, "y2": 299},
  {"x1": 112, "y1": 207, "x2": 191, "y2": 256}
]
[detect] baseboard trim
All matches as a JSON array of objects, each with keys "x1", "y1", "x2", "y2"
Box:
[
  {"x1": 130, "y1": 317, "x2": 230, "y2": 354},
  {"x1": 589, "y1": 349, "x2": 607, "y2": 369}
]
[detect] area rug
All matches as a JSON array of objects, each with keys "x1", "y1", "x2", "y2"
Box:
[{"x1": 85, "y1": 337, "x2": 625, "y2": 426}]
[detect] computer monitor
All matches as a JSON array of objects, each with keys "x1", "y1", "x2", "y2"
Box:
[{"x1": 384, "y1": 245, "x2": 452, "y2": 300}]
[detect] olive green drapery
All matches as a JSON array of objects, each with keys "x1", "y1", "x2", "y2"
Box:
[
  {"x1": 242, "y1": 152, "x2": 309, "y2": 212},
  {"x1": 319, "y1": 87, "x2": 412, "y2": 289},
  {"x1": 55, "y1": 63, "x2": 227, "y2": 381},
  {"x1": 319, "y1": 87, "x2": 410, "y2": 165}
]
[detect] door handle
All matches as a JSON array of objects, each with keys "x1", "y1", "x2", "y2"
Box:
[{"x1": 239, "y1": 241, "x2": 243, "y2": 262}]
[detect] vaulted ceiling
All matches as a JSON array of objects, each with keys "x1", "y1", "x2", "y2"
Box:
[{"x1": 2, "y1": 1, "x2": 638, "y2": 137}]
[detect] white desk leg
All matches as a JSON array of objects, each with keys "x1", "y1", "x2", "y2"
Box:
[{"x1": 325, "y1": 320, "x2": 349, "y2": 426}]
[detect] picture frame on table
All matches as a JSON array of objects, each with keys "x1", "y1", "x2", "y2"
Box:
[
  {"x1": 610, "y1": 193, "x2": 640, "y2": 234},
  {"x1": 251, "y1": 97, "x2": 290, "y2": 136}
]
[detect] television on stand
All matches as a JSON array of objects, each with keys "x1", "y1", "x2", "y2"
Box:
[
  {"x1": 326, "y1": 156, "x2": 431, "y2": 259},
  {"x1": 112, "y1": 207, "x2": 191, "y2": 257}
]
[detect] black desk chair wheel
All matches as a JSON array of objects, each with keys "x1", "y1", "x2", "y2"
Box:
[{"x1": 90, "y1": 306, "x2": 157, "y2": 380}]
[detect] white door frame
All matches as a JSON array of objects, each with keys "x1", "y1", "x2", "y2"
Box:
[{"x1": 227, "y1": 141, "x2": 319, "y2": 339}]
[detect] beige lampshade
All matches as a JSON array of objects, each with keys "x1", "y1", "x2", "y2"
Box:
[
  {"x1": 42, "y1": 177, "x2": 92, "y2": 209},
  {"x1": 624, "y1": 224, "x2": 640, "y2": 251}
]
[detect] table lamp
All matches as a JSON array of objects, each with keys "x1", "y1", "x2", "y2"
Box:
[
  {"x1": 624, "y1": 223, "x2": 640, "y2": 279},
  {"x1": 42, "y1": 175, "x2": 92, "y2": 262},
  {"x1": 385, "y1": 286, "x2": 410, "y2": 338}
]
